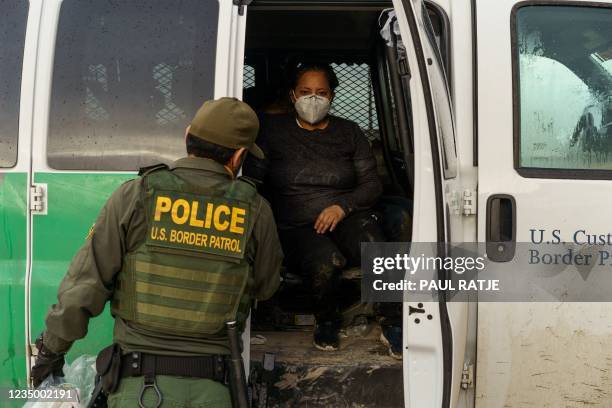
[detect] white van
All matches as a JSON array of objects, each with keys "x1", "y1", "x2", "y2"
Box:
[{"x1": 1, "y1": 0, "x2": 611, "y2": 406}]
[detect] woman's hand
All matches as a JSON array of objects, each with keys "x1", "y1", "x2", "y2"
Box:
[{"x1": 314, "y1": 205, "x2": 346, "y2": 234}]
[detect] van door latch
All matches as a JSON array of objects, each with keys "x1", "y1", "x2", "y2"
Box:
[
  {"x1": 233, "y1": 0, "x2": 252, "y2": 15},
  {"x1": 30, "y1": 184, "x2": 48, "y2": 215}
]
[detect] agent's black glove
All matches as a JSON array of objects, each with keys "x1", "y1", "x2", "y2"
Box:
[{"x1": 31, "y1": 333, "x2": 65, "y2": 388}]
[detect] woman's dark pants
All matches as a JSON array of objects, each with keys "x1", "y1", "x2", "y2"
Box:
[{"x1": 279, "y1": 211, "x2": 388, "y2": 325}]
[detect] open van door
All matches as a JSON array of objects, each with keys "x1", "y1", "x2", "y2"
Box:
[
  {"x1": 389, "y1": 1, "x2": 470, "y2": 406},
  {"x1": 477, "y1": 0, "x2": 612, "y2": 405},
  {"x1": 25, "y1": 0, "x2": 241, "y2": 382},
  {"x1": 0, "y1": 0, "x2": 31, "y2": 389}
]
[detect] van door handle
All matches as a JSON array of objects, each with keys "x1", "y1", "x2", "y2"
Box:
[{"x1": 486, "y1": 194, "x2": 516, "y2": 262}]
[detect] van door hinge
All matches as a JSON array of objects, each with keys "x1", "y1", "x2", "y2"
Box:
[
  {"x1": 462, "y1": 189, "x2": 477, "y2": 216},
  {"x1": 233, "y1": 0, "x2": 252, "y2": 15},
  {"x1": 461, "y1": 363, "x2": 474, "y2": 389},
  {"x1": 30, "y1": 184, "x2": 48, "y2": 215}
]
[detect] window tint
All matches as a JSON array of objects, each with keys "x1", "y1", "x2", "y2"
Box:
[
  {"x1": 0, "y1": 0, "x2": 28, "y2": 168},
  {"x1": 516, "y1": 6, "x2": 612, "y2": 172},
  {"x1": 48, "y1": 0, "x2": 219, "y2": 170}
]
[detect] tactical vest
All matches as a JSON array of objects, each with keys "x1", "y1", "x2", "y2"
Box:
[{"x1": 111, "y1": 166, "x2": 258, "y2": 337}]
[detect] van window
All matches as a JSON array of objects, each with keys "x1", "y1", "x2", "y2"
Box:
[
  {"x1": 515, "y1": 6, "x2": 612, "y2": 174},
  {"x1": 244, "y1": 64, "x2": 256, "y2": 90},
  {"x1": 330, "y1": 63, "x2": 379, "y2": 142},
  {"x1": 0, "y1": 1, "x2": 28, "y2": 168},
  {"x1": 47, "y1": 0, "x2": 219, "y2": 171}
]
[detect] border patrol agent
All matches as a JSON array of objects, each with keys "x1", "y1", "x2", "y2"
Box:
[{"x1": 31, "y1": 98, "x2": 283, "y2": 407}]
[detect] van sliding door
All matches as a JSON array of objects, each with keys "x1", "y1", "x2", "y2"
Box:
[
  {"x1": 389, "y1": 0, "x2": 468, "y2": 407},
  {"x1": 26, "y1": 0, "x2": 235, "y2": 382}
]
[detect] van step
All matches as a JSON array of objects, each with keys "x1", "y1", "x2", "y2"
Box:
[{"x1": 249, "y1": 328, "x2": 403, "y2": 408}]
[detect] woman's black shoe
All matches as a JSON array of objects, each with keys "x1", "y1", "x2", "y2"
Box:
[
  {"x1": 380, "y1": 324, "x2": 403, "y2": 360},
  {"x1": 313, "y1": 321, "x2": 340, "y2": 351}
]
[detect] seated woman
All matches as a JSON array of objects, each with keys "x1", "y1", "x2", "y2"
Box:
[{"x1": 243, "y1": 62, "x2": 401, "y2": 356}]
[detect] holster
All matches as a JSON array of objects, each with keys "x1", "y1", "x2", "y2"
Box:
[{"x1": 87, "y1": 344, "x2": 122, "y2": 408}]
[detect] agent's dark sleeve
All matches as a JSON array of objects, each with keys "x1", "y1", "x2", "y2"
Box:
[
  {"x1": 250, "y1": 196, "x2": 283, "y2": 301},
  {"x1": 336, "y1": 123, "x2": 383, "y2": 215},
  {"x1": 43, "y1": 180, "x2": 140, "y2": 354}
]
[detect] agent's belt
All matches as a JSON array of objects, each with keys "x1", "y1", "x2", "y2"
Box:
[{"x1": 120, "y1": 351, "x2": 227, "y2": 382}]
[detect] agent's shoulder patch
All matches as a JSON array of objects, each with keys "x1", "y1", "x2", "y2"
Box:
[{"x1": 138, "y1": 163, "x2": 169, "y2": 176}]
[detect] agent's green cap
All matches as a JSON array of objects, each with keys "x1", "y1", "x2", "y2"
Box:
[{"x1": 189, "y1": 97, "x2": 263, "y2": 159}]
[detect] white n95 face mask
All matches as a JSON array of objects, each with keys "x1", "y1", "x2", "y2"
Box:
[{"x1": 293, "y1": 93, "x2": 331, "y2": 125}]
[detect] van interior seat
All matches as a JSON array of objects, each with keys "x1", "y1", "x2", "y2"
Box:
[{"x1": 370, "y1": 137, "x2": 392, "y2": 187}]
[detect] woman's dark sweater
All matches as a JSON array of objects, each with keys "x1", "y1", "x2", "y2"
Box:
[{"x1": 243, "y1": 114, "x2": 382, "y2": 229}]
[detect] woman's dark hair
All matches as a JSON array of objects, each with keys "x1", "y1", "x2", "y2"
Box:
[
  {"x1": 291, "y1": 62, "x2": 339, "y2": 92},
  {"x1": 186, "y1": 134, "x2": 236, "y2": 164}
]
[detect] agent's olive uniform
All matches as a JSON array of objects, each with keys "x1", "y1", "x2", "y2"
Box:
[{"x1": 42, "y1": 157, "x2": 282, "y2": 407}]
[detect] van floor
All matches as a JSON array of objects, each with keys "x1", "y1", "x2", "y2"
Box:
[{"x1": 249, "y1": 326, "x2": 403, "y2": 408}]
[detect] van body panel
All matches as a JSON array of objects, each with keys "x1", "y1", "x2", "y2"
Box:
[
  {"x1": 25, "y1": 0, "x2": 131, "y2": 375},
  {"x1": 0, "y1": 173, "x2": 28, "y2": 391},
  {"x1": 393, "y1": 0, "x2": 470, "y2": 406},
  {"x1": 423, "y1": 3, "x2": 479, "y2": 406},
  {"x1": 29, "y1": 173, "x2": 134, "y2": 360},
  {"x1": 442, "y1": 1, "x2": 479, "y2": 406},
  {"x1": 476, "y1": 0, "x2": 612, "y2": 406},
  {"x1": 24, "y1": 0, "x2": 230, "y2": 384},
  {"x1": 391, "y1": 2, "x2": 445, "y2": 405}
]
